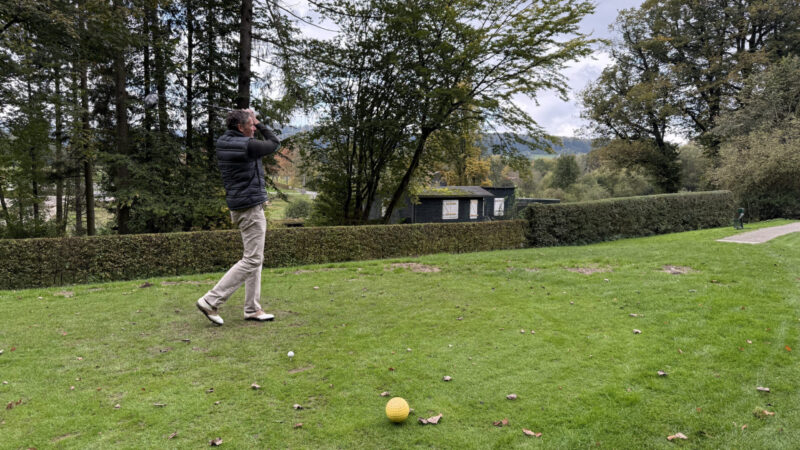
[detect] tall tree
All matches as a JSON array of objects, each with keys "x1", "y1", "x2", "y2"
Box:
[{"x1": 301, "y1": 0, "x2": 597, "y2": 225}]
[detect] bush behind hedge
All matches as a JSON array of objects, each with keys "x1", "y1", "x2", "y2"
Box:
[
  {"x1": 521, "y1": 190, "x2": 735, "y2": 247},
  {"x1": 0, "y1": 220, "x2": 527, "y2": 289}
]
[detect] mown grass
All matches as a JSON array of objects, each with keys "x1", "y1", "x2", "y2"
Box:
[{"x1": 1, "y1": 220, "x2": 799, "y2": 449}]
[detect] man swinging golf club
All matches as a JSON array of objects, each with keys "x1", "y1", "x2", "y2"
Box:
[{"x1": 196, "y1": 108, "x2": 280, "y2": 325}]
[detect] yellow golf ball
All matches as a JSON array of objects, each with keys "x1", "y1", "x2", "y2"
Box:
[{"x1": 385, "y1": 397, "x2": 410, "y2": 423}]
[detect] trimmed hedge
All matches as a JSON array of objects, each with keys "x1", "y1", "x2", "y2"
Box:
[
  {"x1": 521, "y1": 190, "x2": 735, "y2": 247},
  {"x1": 0, "y1": 220, "x2": 527, "y2": 290}
]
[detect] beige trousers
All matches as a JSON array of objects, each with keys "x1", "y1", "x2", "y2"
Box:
[{"x1": 203, "y1": 203, "x2": 266, "y2": 314}]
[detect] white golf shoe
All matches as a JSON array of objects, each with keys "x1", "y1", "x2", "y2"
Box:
[
  {"x1": 196, "y1": 298, "x2": 224, "y2": 326},
  {"x1": 244, "y1": 310, "x2": 275, "y2": 321}
]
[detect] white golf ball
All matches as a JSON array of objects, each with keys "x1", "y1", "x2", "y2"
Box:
[{"x1": 287, "y1": 351, "x2": 294, "y2": 358}]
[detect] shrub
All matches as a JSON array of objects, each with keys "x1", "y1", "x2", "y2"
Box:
[
  {"x1": 521, "y1": 191, "x2": 734, "y2": 247},
  {"x1": 284, "y1": 197, "x2": 312, "y2": 219},
  {"x1": 0, "y1": 220, "x2": 527, "y2": 289}
]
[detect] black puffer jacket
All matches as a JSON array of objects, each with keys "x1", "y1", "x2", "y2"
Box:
[{"x1": 215, "y1": 123, "x2": 280, "y2": 211}]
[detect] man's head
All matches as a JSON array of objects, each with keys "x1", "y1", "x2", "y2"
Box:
[{"x1": 226, "y1": 109, "x2": 256, "y2": 138}]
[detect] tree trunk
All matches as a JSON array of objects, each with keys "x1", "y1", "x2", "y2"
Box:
[
  {"x1": 81, "y1": 62, "x2": 96, "y2": 235},
  {"x1": 113, "y1": 42, "x2": 130, "y2": 234},
  {"x1": 54, "y1": 68, "x2": 65, "y2": 227},
  {"x1": 152, "y1": 4, "x2": 168, "y2": 132},
  {"x1": 236, "y1": 0, "x2": 253, "y2": 109},
  {"x1": 206, "y1": 8, "x2": 217, "y2": 152},
  {"x1": 0, "y1": 183, "x2": 10, "y2": 223},
  {"x1": 143, "y1": 3, "x2": 153, "y2": 138},
  {"x1": 74, "y1": 172, "x2": 84, "y2": 235},
  {"x1": 383, "y1": 129, "x2": 433, "y2": 223},
  {"x1": 185, "y1": 0, "x2": 194, "y2": 152}
]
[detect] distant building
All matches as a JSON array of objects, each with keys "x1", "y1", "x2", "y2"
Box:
[{"x1": 370, "y1": 186, "x2": 518, "y2": 224}]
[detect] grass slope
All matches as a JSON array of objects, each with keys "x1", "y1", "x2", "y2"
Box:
[{"x1": 1, "y1": 220, "x2": 799, "y2": 448}]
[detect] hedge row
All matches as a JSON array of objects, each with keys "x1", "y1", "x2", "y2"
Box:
[
  {"x1": 521, "y1": 190, "x2": 735, "y2": 247},
  {"x1": 0, "y1": 220, "x2": 527, "y2": 289}
]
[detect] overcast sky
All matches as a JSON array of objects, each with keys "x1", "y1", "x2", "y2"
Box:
[{"x1": 281, "y1": 0, "x2": 645, "y2": 137}]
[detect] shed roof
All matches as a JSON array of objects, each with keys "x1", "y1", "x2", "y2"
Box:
[{"x1": 418, "y1": 186, "x2": 494, "y2": 198}]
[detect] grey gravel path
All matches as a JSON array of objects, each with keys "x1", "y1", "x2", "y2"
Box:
[{"x1": 717, "y1": 222, "x2": 800, "y2": 244}]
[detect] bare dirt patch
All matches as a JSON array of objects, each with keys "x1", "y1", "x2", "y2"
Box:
[
  {"x1": 160, "y1": 280, "x2": 214, "y2": 286},
  {"x1": 293, "y1": 268, "x2": 347, "y2": 275},
  {"x1": 387, "y1": 263, "x2": 441, "y2": 273},
  {"x1": 52, "y1": 433, "x2": 80, "y2": 443},
  {"x1": 662, "y1": 265, "x2": 696, "y2": 275},
  {"x1": 565, "y1": 266, "x2": 612, "y2": 275},
  {"x1": 289, "y1": 365, "x2": 314, "y2": 374}
]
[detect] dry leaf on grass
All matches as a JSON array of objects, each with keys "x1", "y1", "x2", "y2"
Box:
[
  {"x1": 757, "y1": 386, "x2": 771, "y2": 392},
  {"x1": 206, "y1": 388, "x2": 215, "y2": 393},
  {"x1": 380, "y1": 391, "x2": 390, "y2": 397},
  {"x1": 250, "y1": 383, "x2": 261, "y2": 390},
  {"x1": 506, "y1": 394, "x2": 517, "y2": 400},
  {"x1": 786, "y1": 346, "x2": 792, "y2": 352},
  {"x1": 633, "y1": 329, "x2": 642, "y2": 334},
  {"x1": 493, "y1": 418, "x2": 509, "y2": 427},
  {"x1": 667, "y1": 432, "x2": 688, "y2": 441},
  {"x1": 657, "y1": 371, "x2": 668, "y2": 377},
  {"x1": 114, "y1": 404, "x2": 120, "y2": 409},
  {"x1": 443, "y1": 376, "x2": 452, "y2": 381},
  {"x1": 294, "y1": 423, "x2": 303, "y2": 428},
  {"x1": 522, "y1": 429, "x2": 542, "y2": 437},
  {"x1": 153, "y1": 403, "x2": 166, "y2": 407},
  {"x1": 418, "y1": 414, "x2": 443, "y2": 425},
  {"x1": 741, "y1": 424, "x2": 748, "y2": 430},
  {"x1": 210, "y1": 437, "x2": 223, "y2": 446},
  {"x1": 293, "y1": 404, "x2": 303, "y2": 410},
  {"x1": 168, "y1": 432, "x2": 177, "y2": 439}
]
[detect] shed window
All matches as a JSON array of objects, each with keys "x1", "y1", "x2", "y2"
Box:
[
  {"x1": 442, "y1": 200, "x2": 459, "y2": 220},
  {"x1": 469, "y1": 200, "x2": 478, "y2": 219},
  {"x1": 493, "y1": 198, "x2": 505, "y2": 216}
]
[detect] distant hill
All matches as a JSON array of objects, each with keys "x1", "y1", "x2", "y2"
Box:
[
  {"x1": 481, "y1": 133, "x2": 593, "y2": 158},
  {"x1": 280, "y1": 126, "x2": 593, "y2": 158}
]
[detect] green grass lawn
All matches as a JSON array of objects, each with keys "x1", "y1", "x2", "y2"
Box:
[{"x1": 1, "y1": 220, "x2": 799, "y2": 448}]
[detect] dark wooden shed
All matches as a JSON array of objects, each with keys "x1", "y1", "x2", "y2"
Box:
[{"x1": 397, "y1": 186, "x2": 495, "y2": 223}]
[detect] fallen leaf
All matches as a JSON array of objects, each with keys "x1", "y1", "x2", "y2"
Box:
[
  {"x1": 657, "y1": 371, "x2": 668, "y2": 377},
  {"x1": 757, "y1": 386, "x2": 771, "y2": 392},
  {"x1": 786, "y1": 346, "x2": 792, "y2": 352},
  {"x1": 629, "y1": 313, "x2": 639, "y2": 317},
  {"x1": 206, "y1": 388, "x2": 215, "y2": 393},
  {"x1": 77, "y1": 357, "x2": 83, "y2": 360},
  {"x1": 293, "y1": 404, "x2": 303, "y2": 410},
  {"x1": 388, "y1": 367, "x2": 395, "y2": 371},
  {"x1": 214, "y1": 401, "x2": 221, "y2": 405},
  {"x1": 181, "y1": 339, "x2": 191, "y2": 343},
  {"x1": 696, "y1": 407, "x2": 702, "y2": 412},
  {"x1": 457, "y1": 317, "x2": 463, "y2": 321},
  {"x1": 678, "y1": 349, "x2": 683, "y2": 354},
  {"x1": 210, "y1": 437, "x2": 223, "y2": 446},
  {"x1": 313, "y1": 286, "x2": 319, "y2": 290},
  {"x1": 443, "y1": 376, "x2": 452, "y2": 381},
  {"x1": 418, "y1": 413, "x2": 443, "y2": 425},
  {"x1": 153, "y1": 403, "x2": 166, "y2": 407},
  {"x1": 70, "y1": 386, "x2": 75, "y2": 390},
  {"x1": 168, "y1": 431, "x2": 177, "y2": 439},
  {"x1": 633, "y1": 329, "x2": 642, "y2": 334},
  {"x1": 10, "y1": 347, "x2": 15, "y2": 351},
  {"x1": 250, "y1": 383, "x2": 261, "y2": 390},
  {"x1": 61, "y1": 331, "x2": 68, "y2": 336},
  {"x1": 747, "y1": 340, "x2": 752, "y2": 344},
  {"x1": 520, "y1": 329, "x2": 525, "y2": 333},
  {"x1": 114, "y1": 404, "x2": 121, "y2": 409},
  {"x1": 506, "y1": 394, "x2": 517, "y2": 400},
  {"x1": 764, "y1": 410, "x2": 776, "y2": 416},
  {"x1": 294, "y1": 423, "x2": 303, "y2": 428},
  {"x1": 522, "y1": 429, "x2": 542, "y2": 437},
  {"x1": 667, "y1": 432, "x2": 688, "y2": 441},
  {"x1": 741, "y1": 424, "x2": 747, "y2": 430},
  {"x1": 531, "y1": 330, "x2": 535, "y2": 334},
  {"x1": 493, "y1": 418, "x2": 509, "y2": 427},
  {"x1": 380, "y1": 391, "x2": 390, "y2": 397}
]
